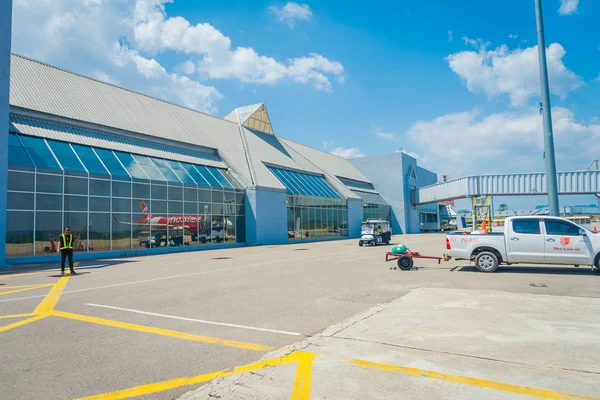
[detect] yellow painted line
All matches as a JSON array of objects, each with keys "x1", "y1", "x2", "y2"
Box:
[
  {"x1": 0, "y1": 313, "x2": 35, "y2": 320},
  {"x1": 290, "y1": 351, "x2": 318, "y2": 400},
  {"x1": 0, "y1": 284, "x2": 54, "y2": 296},
  {"x1": 77, "y1": 351, "x2": 308, "y2": 400},
  {"x1": 33, "y1": 276, "x2": 70, "y2": 315},
  {"x1": 0, "y1": 315, "x2": 47, "y2": 333},
  {"x1": 51, "y1": 310, "x2": 274, "y2": 352},
  {"x1": 347, "y1": 358, "x2": 599, "y2": 400},
  {"x1": 0, "y1": 272, "x2": 42, "y2": 279},
  {"x1": 1, "y1": 284, "x2": 54, "y2": 289}
]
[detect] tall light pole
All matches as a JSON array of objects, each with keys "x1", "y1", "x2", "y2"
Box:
[{"x1": 534, "y1": 0, "x2": 560, "y2": 216}]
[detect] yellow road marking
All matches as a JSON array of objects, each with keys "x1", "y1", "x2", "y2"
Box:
[
  {"x1": 51, "y1": 310, "x2": 274, "y2": 352},
  {"x1": 0, "y1": 272, "x2": 42, "y2": 279},
  {"x1": 0, "y1": 284, "x2": 54, "y2": 296},
  {"x1": 291, "y1": 351, "x2": 318, "y2": 400},
  {"x1": 347, "y1": 358, "x2": 599, "y2": 400},
  {"x1": 33, "y1": 276, "x2": 70, "y2": 315},
  {"x1": 1, "y1": 284, "x2": 54, "y2": 289},
  {"x1": 0, "y1": 313, "x2": 35, "y2": 320},
  {"x1": 77, "y1": 351, "x2": 310, "y2": 400},
  {"x1": 0, "y1": 315, "x2": 47, "y2": 333}
]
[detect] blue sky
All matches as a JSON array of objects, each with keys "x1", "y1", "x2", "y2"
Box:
[{"x1": 11, "y1": 0, "x2": 600, "y2": 209}]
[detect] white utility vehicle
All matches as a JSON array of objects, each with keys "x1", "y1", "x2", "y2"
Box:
[{"x1": 444, "y1": 216, "x2": 600, "y2": 272}]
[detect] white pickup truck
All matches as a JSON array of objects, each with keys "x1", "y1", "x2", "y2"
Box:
[{"x1": 444, "y1": 216, "x2": 600, "y2": 272}]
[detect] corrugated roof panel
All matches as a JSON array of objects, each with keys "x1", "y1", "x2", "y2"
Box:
[
  {"x1": 352, "y1": 190, "x2": 390, "y2": 206},
  {"x1": 9, "y1": 115, "x2": 226, "y2": 168}
]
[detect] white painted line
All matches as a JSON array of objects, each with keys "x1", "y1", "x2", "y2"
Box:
[
  {"x1": 0, "y1": 248, "x2": 364, "y2": 304},
  {"x1": 85, "y1": 303, "x2": 302, "y2": 336}
]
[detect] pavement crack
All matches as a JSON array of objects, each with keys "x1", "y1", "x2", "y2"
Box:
[
  {"x1": 328, "y1": 305, "x2": 388, "y2": 338},
  {"x1": 332, "y1": 335, "x2": 600, "y2": 376}
]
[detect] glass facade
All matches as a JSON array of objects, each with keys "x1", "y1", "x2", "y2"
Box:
[
  {"x1": 268, "y1": 167, "x2": 348, "y2": 240},
  {"x1": 5, "y1": 133, "x2": 246, "y2": 258},
  {"x1": 353, "y1": 191, "x2": 392, "y2": 222}
]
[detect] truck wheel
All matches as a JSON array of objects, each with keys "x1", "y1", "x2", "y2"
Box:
[
  {"x1": 475, "y1": 252, "x2": 499, "y2": 273},
  {"x1": 397, "y1": 256, "x2": 414, "y2": 270}
]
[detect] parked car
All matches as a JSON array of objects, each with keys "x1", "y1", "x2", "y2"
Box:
[{"x1": 444, "y1": 216, "x2": 600, "y2": 272}]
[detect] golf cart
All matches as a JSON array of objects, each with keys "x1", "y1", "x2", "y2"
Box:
[{"x1": 359, "y1": 219, "x2": 391, "y2": 246}]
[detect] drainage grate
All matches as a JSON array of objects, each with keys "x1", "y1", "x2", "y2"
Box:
[{"x1": 212, "y1": 257, "x2": 232, "y2": 260}]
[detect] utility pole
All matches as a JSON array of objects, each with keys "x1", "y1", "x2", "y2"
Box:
[{"x1": 534, "y1": 0, "x2": 560, "y2": 216}]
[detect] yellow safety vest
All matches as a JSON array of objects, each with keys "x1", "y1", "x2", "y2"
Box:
[{"x1": 60, "y1": 234, "x2": 73, "y2": 251}]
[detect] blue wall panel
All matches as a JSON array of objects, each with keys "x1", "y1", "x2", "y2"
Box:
[{"x1": 347, "y1": 198, "x2": 363, "y2": 238}]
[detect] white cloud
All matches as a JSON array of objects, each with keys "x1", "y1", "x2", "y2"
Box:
[
  {"x1": 448, "y1": 30, "x2": 453, "y2": 42},
  {"x1": 375, "y1": 131, "x2": 397, "y2": 140},
  {"x1": 177, "y1": 60, "x2": 197, "y2": 75},
  {"x1": 447, "y1": 41, "x2": 583, "y2": 107},
  {"x1": 331, "y1": 146, "x2": 364, "y2": 159},
  {"x1": 405, "y1": 107, "x2": 600, "y2": 177},
  {"x1": 321, "y1": 139, "x2": 334, "y2": 149},
  {"x1": 394, "y1": 149, "x2": 421, "y2": 159},
  {"x1": 12, "y1": 0, "x2": 222, "y2": 113},
  {"x1": 508, "y1": 33, "x2": 518, "y2": 39},
  {"x1": 559, "y1": 0, "x2": 579, "y2": 15},
  {"x1": 270, "y1": 2, "x2": 312, "y2": 28},
  {"x1": 133, "y1": 0, "x2": 343, "y2": 91}
]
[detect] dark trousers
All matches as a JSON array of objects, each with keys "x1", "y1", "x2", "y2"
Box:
[{"x1": 61, "y1": 249, "x2": 74, "y2": 272}]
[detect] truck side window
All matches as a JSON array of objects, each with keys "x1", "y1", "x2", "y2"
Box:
[
  {"x1": 512, "y1": 219, "x2": 540, "y2": 234},
  {"x1": 545, "y1": 221, "x2": 579, "y2": 236}
]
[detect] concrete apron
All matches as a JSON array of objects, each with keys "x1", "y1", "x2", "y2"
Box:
[{"x1": 179, "y1": 288, "x2": 600, "y2": 399}]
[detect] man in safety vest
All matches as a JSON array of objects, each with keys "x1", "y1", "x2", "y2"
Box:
[{"x1": 56, "y1": 225, "x2": 76, "y2": 275}]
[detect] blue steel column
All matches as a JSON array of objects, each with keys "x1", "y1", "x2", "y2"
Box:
[
  {"x1": 534, "y1": 0, "x2": 560, "y2": 216},
  {"x1": 0, "y1": 0, "x2": 13, "y2": 267}
]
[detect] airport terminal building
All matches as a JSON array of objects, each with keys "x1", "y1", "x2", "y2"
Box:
[{"x1": 2, "y1": 54, "x2": 438, "y2": 265}]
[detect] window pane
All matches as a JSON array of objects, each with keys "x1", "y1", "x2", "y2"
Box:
[
  {"x1": 35, "y1": 211, "x2": 62, "y2": 255},
  {"x1": 198, "y1": 202, "x2": 212, "y2": 214},
  {"x1": 151, "y1": 158, "x2": 181, "y2": 183},
  {"x1": 46, "y1": 140, "x2": 87, "y2": 175},
  {"x1": 8, "y1": 192, "x2": 34, "y2": 210},
  {"x1": 37, "y1": 194, "x2": 62, "y2": 211},
  {"x1": 212, "y1": 190, "x2": 224, "y2": 203},
  {"x1": 90, "y1": 197, "x2": 110, "y2": 212},
  {"x1": 89, "y1": 213, "x2": 110, "y2": 252},
  {"x1": 90, "y1": 179, "x2": 111, "y2": 196},
  {"x1": 65, "y1": 195, "x2": 88, "y2": 212},
  {"x1": 151, "y1": 184, "x2": 167, "y2": 200},
  {"x1": 64, "y1": 212, "x2": 88, "y2": 252},
  {"x1": 93, "y1": 148, "x2": 130, "y2": 179},
  {"x1": 132, "y1": 155, "x2": 166, "y2": 181},
  {"x1": 545, "y1": 220, "x2": 579, "y2": 236},
  {"x1": 225, "y1": 216, "x2": 236, "y2": 243},
  {"x1": 8, "y1": 171, "x2": 35, "y2": 192},
  {"x1": 195, "y1": 165, "x2": 220, "y2": 187},
  {"x1": 236, "y1": 215, "x2": 246, "y2": 243},
  {"x1": 17, "y1": 135, "x2": 62, "y2": 172},
  {"x1": 212, "y1": 215, "x2": 225, "y2": 243},
  {"x1": 150, "y1": 200, "x2": 167, "y2": 214},
  {"x1": 512, "y1": 220, "x2": 541, "y2": 235},
  {"x1": 64, "y1": 176, "x2": 88, "y2": 195},
  {"x1": 168, "y1": 185, "x2": 183, "y2": 201},
  {"x1": 206, "y1": 167, "x2": 233, "y2": 189},
  {"x1": 8, "y1": 134, "x2": 35, "y2": 171},
  {"x1": 112, "y1": 213, "x2": 132, "y2": 250},
  {"x1": 166, "y1": 161, "x2": 196, "y2": 185},
  {"x1": 184, "y1": 188, "x2": 197, "y2": 202},
  {"x1": 180, "y1": 162, "x2": 209, "y2": 186},
  {"x1": 114, "y1": 152, "x2": 148, "y2": 180},
  {"x1": 235, "y1": 192, "x2": 245, "y2": 205},
  {"x1": 184, "y1": 202, "x2": 197, "y2": 214},
  {"x1": 198, "y1": 214, "x2": 211, "y2": 244},
  {"x1": 168, "y1": 201, "x2": 183, "y2": 214},
  {"x1": 133, "y1": 183, "x2": 150, "y2": 199},
  {"x1": 37, "y1": 174, "x2": 63, "y2": 194},
  {"x1": 113, "y1": 198, "x2": 131, "y2": 213},
  {"x1": 71, "y1": 144, "x2": 109, "y2": 177},
  {"x1": 112, "y1": 181, "x2": 131, "y2": 198},
  {"x1": 198, "y1": 189, "x2": 211, "y2": 202},
  {"x1": 132, "y1": 213, "x2": 150, "y2": 250},
  {"x1": 212, "y1": 203, "x2": 223, "y2": 215},
  {"x1": 6, "y1": 211, "x2": 34, "y2": 257}
]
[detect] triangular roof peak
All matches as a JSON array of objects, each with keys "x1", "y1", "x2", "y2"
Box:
[{"x1": 224, "y1": 102, "x2": 274, "y2": 135}]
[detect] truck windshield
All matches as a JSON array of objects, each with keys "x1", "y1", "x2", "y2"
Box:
[{"x1": 361, "y1": 224, "x2": 374, "y2": 234}]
